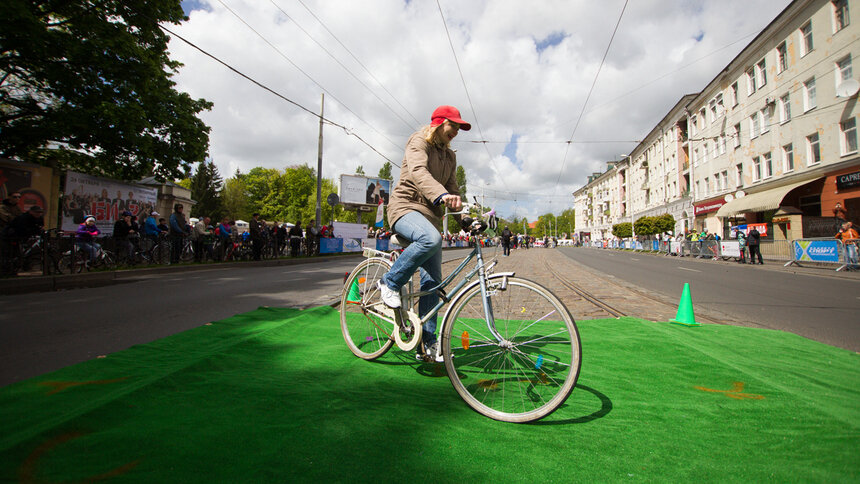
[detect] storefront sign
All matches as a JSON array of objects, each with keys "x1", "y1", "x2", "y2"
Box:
[
  {"x1": 793, "y1": 240, "x2": 840, "y2": 262},
  {"x1": 694, "y1": 199, "x2": 725, "y2": 216},
  {"x1": 772, "y1": 216, "x2": 791, "y2": 223},
  {"x1": 836, "y1": 170, "x2": 860, "y2": 190}
]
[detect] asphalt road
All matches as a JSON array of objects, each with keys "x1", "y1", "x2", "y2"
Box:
[
  {"x1": 557, "y1": 247, "x2": 860, "y2": 352},
  {"x1": 0, "y1": 250, "x2": 473, "y2": 387}
]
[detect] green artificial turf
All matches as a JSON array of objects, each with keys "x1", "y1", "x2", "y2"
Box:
[{"x1": 0, "y1": 307, "x2": 857, "y2": 483}]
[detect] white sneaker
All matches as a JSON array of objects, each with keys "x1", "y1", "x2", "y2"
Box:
[
  {"x1": 377, "y1": 280, "x2": 401, "y2": 308},
  {"x1": 418, "y1": 342, "x2": 444, "y2": 363}
]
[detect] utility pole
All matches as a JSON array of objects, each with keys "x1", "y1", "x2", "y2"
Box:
[{"x1": 315, "y1": 93, "x2": 324, "y2": 229}]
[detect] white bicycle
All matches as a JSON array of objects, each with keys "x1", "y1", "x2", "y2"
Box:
[{"x1": 339, "y1": 210, "x2": 581, "y2": 423}]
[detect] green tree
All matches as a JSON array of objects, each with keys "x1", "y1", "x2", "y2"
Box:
[
  {"x1": 221, "y1": 175, "x2": 248, "y2": 221},
  {"x1": 456, "y1": 166, "x2": 468, "y2": 202},
  {"x1": 190, "y1": 161, "x2": 223, "y2": 220},
  {"x1": 355, "y1": 165, "x2": 365, "y2": 175},
  {"x1": 377, "y1": 162, "x2": 392, "y2": 180},
  {"x1": 655, "y1": 214, "x2": 675, "y2": 234},
  {"x1": 559, "y1": 208, "x2": 575, "y2": 238},
  {"x1": 634, "y1": 216, "x2": 657, "y2": 236},
  {"x1": 0, "y1": 0, "x2": 212, "y2": 180},
  {"x1": 612, "y1": 222, "x2": 632, "y2": 238}
]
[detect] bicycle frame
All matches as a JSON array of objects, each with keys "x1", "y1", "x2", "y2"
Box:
[{"x1": 371, "y1": 231, "x2": 508, "y2": 345}]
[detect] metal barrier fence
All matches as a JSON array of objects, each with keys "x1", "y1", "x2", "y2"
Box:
[{"x1": 785, "y1": 238, "x2": 857, "y2": 271}]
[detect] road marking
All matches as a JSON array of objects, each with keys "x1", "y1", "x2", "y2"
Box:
[
  {"x1": 630, "y1": 258, "x2": 639, "y2": 261},
  {"x1": 678, "y1": 267, "x2": 701, "y2": 273}
]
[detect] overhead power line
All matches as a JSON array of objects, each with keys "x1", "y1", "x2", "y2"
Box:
[{"x1": 156, "y1": 22, "x2": 398, "y2": 166}]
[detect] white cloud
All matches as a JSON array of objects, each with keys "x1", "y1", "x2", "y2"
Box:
[{"x1": 172, "y1": 0, "x2": 792, "y2": 220}]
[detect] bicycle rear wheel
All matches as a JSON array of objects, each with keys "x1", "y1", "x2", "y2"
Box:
[
  {"x1": 339, "y1": 258, "x2": 395, "y2": 360},
  {"x1": 441, "y1": 276, "x2": 581, "y2": 423}
]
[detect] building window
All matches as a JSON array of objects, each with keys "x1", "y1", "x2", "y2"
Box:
[
  {"x1": 782, "y1": 143, "x2": 794, "y2": 172},
  {"x1": 750, "y1": 112, "x2": 760, "y2": 139},
  {"x1": 800, "y1": 21, "x2": 813, "y2": 56},
  {"x1": 777, "y1": 42, "x2": 788, "y2": 73},
  {"x1": 834, "y1": 0, "x2": 850, "y2": 32},
  {"x1": 779, "y1": 93, "x2": 791, "y2": 123},
  {"x1": 803, "y1": 78, "x2": 816, "y2": 111},
  {"x1": 836, "y1": 55, "x2": 853, "y2": 85},
  {"x1": 721, "y1": 170, "x2": 728, "y2": 191},
  {"x1": 691, "y1": 115, "x2": 698, "y2": 135},
  {"x1": 731, "y1": 82, "x2": 739, "y2": 106},
  {"x1": 756, "y1": 59, "x2": 767, "y2": 87},
  {"x1": 699, "y1": 108, "x2": 706, "y2": 129},
  {"x1": 760, "y1": 108, "x2": 770, "y2": 133},
  {"x1": 695, "y1": 180, "x2": 700, "y2": 198},
  {"x1": 733, "y1": 123, "x2": 741, "y2": 148},
  {"x1": 736, "y1": 163, "x2": 744, "y2": 188},
  {"x1": 716, "y1": 93, "x2": 725, "y2": 116},
  {"x1": 746, "y1": 67, "x2": 757, "y2": 95},
  {"x1": 704, "y1": 177, "x2": 709, "y2": 195},
  {"x1": 719, "y1": 135, "x2": 727, "y2": 154},
  {"x1": 711, "y1": 139, "x2": 718, "y2": 158},
  {"x1": 763, "y1": 152, "x2": 773, "y2": 179},
  {"x1": 752, "y1": 157, "x2": 761, "y2": 182},
  {"x1": 842, "y1": 118, "x2": 858, "y2": 155},
  {"x1": 702, "y1": 143, "x2": 708, "y2": 163},
  {"x1": 807, "y1": 133, "x2": 821, "y2": 165}
]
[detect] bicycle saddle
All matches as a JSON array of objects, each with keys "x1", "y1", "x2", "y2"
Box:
[{"x1": 389, "y1": 234, "x2": 410, "y2": 248}]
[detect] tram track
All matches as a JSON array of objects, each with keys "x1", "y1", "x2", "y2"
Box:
[{"x1": 537, "y1": 250, "x2": 724, "y2": 324}]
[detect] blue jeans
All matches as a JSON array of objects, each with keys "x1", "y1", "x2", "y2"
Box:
[
  {"x1": 381, "y1": 211, "x2": 443, "y2": 347},
  {"x1": 76, "y1": 241, "x2": 100, "y2": 261}
]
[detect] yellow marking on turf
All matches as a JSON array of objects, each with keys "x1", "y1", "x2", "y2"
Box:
[
  {"x1": 19, "y1": 432, "x2": 140, "y2": 483},
  {"x1": 38, "y1": 378, "x2": 128, "y2": 395},
  {"x1": 695, "y1": 381, "x2": 764, "y2": 400}
]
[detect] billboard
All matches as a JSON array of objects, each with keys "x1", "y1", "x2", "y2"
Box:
[
  {"x1": 339, "y1": 175, "x2": 391, "y2": 206},
  {"x1": 61, "y1": 171, "x2": 158, "y2": 235}
]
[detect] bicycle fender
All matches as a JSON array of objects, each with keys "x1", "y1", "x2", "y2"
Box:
[{"x1": 439, "y1": 272, "x2": 516, "y2": 327}]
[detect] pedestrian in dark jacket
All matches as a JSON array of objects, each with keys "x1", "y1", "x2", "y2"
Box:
[
  {"x1": 747, "y1": 227, "x2": 763, "y2": 265},
  {"x1": 501, "y1": 226, "x2": 513, "y2": 256}
]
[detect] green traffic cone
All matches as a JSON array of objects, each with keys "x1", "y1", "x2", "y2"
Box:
[
  {"x1": 670, "y1": 283, "x2": 701, "y2": 327},
  {"x1": 346, "y1": 278, "x2": 361, "y2": 304}
]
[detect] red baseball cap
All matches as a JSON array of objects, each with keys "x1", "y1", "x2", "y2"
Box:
[{"x1": 430, "y1": 105, "x2": 471, "y2": 131}]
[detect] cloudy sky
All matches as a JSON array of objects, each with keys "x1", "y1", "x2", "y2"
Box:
[{"x1": 172, "y1": 0, "x2": 792, "y2": 221}]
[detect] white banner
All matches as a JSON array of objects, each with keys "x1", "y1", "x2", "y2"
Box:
[
  {"x1": 62, "y1": 171, "x2": 158, "y2": 235},
  {"x1": 339, "y1": 174, "x2": 392, "y2": 206},
  {"x1": 719, "y1": 240, "x2": 741, "y2": 258},
  {"x1": 333, "y1": 221, "x2": 369, "y2": 252}
]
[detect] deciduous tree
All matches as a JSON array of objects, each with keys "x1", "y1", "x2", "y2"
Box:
[{"x1": 0, "y1": 0, "x2": 212, "y2": 180}]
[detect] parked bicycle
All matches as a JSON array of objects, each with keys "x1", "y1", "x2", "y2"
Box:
[
  {"x1": 339, "y1": 208, "x2": 581, "y2": 423},
  {"x1": 62, "y1": 239, "x2": 116, "y2": 273}
]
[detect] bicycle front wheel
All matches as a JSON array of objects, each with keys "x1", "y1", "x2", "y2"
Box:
[
  {"x1": 339, "y1": 258, "x2": 395, "y2": 360},
  {"x1": 442, "y1": 276, "x2": 581, "y2": 423}
]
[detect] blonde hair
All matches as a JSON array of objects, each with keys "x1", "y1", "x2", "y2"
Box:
[{"x1": 421, "y1": 123, "x2": 450, "y2": 148}]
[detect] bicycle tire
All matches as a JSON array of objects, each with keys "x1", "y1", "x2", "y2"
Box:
[
  {"x1": 339, "y1": 258, "x2": 395, "y2": 360},
  {"x1": 441, "y1": 276, "x2": 581, "y2": 423}
]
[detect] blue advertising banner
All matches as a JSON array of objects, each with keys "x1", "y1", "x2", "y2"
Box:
[
  {"x1": 652, "y1": 240, "x2": 659, "y2": 251},
  {"x1": 320, "y1": 238, "x2": 343, "y2": 254},
  {"x1": 375, "y1": 239, "x2": 389, "y2": 252},
  {"x1": 793, "y1": 240, "x2": 840, "y2": 262}
]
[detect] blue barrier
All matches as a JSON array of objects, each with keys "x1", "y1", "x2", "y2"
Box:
[
  {"x1": 792, "y1": 239, "x2": 840, "y2": 263},
  {"x1": 320, "y1": 238, "x2": 343, "y2": 254}
]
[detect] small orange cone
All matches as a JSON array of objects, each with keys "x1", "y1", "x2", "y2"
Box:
[{"x1": 670, "y1": 283, "x2": 701, "y2": 327}]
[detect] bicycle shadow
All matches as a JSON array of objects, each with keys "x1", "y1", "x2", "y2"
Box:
[{"x1": 529, "y1": 384, "x2": 612, "y2": 426}]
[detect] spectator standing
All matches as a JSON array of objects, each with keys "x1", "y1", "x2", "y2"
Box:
[
  {"x1": 168, "y1": 203, "x2": 188, "y2": 264},
  {"x1": 215, "y1": 217, "x2": 232, "y2": 260},
  {"x1": 113, "y1": 211, "x2": 136, "y2": 264},
  {"x1": 289, "y1": 221, "x2": 303, "y2": 257},
  {"x1": 157, "y1": 218, "x2": 169, "y2": 233},
  {"x1": 501, "y1": 226, "x2": 512, "y2": 256},
  {"x1": 1, "y1": 205, "x2": 44, "y2": 275},
  {"x1": 835, "y1": 221, "x2": 859, "y2": 267},
  {"x1": 193, "y1": 216, "x2": 212, "y2": 262},
  {"x1": 249, "y1": 213, "x2": 263, "y2": 261},
  {"x1": 737, "y1": 230, "x2": 747, "y2": 264},
  {"x1": 0, "y1": 192, "x2": 23, "y2": 231},
  {"x1": 747, "y1": 226, "x2": 763, "y2": 265}
]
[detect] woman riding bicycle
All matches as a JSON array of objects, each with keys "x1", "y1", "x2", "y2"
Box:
[{"x1": 377, "y1": 105, "x2": 470, "y2": 362}]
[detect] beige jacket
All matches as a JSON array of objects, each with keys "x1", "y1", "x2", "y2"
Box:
[{"x1": 387, "y1": 131, "x2": 460, "y2": 227}]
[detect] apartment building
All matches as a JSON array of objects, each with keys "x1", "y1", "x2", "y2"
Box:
[
  {"x1": 574, "y1": 0, "x2": 859, "y2": 242},
  {"x1": 573, "y1": 162, "x2": 622, "y2": 241}
]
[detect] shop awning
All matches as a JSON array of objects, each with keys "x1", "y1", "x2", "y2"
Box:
[{"x1": 715, "y1": 178, "x2": 818, "y2": 217}]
